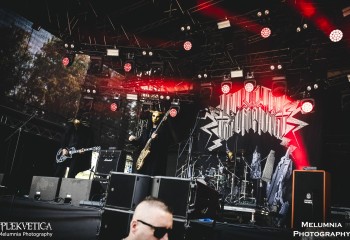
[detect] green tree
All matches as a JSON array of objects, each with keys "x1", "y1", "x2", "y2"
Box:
[
  {"x1": 17, "y1": 38, "x2": 90, "y2": 118},
  {"x1": 0, "y1": 25, "x2": 32, "y2": 97}
]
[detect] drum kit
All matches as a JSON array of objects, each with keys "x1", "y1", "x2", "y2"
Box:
[{"x1": 194, "y1": 149, "x2": 257, "y2": 205}]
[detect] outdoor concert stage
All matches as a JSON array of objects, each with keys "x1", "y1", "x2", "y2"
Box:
[{"x1": 0, "y1": 195, "x2": 310, "y2": 240}]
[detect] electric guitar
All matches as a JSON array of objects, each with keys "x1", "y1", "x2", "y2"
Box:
[
  {"x1": 56, "y1": 146, "x2": 101, "y2": 163},
  {"x1": 135, "y1": 110, "x2": 170, "y2": 170}
]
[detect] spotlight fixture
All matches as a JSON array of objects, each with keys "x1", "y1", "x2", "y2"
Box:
[
  {"x1": 261, "y1": 27, "x2": 271, "y2": 38},
  {"x1": 124, "y1": 62, "x2": 133, "y2": 72},
  {"x1": 300, "y1": 98, "x2": 315, "y2": 114},
  {"x1": 270, "y1": 64, "x2": 283, "y2": 71},
  {"x1": 142, "y1": 50, "x2": 153, "y2": 56},
  {"x1": 62, "y1": 54, "x2": 75, "y2": 67},
  {"x1": 110, "y1": 102, "x2": 118, "y2": 112},
  {"x1": 221, "y1": 81, "x2": 232, "y2": 94},
  {"x1": 170, "y1": 99, "x2": 180, "y2": 117},
  {"x1": 200, "y1": 82, "x2": 213, "y2": 100},
  {"x1": 180, "y1": 25, "x2": 191, "y2": 32},
  {"x1": 272, "y1": 77, "x2": 287, "y2": 97},
  {"x1": 244, "y1": 80, "x2": 256, "y2": 93},
  {"x1": 183, "y1": 40, "x2": 192, "y2": 51},
  {"x1": 329, "y1": 29, "x2": 343, "y2": 42},
  {"x1": 197, "y1": 72, "x2": 208, "y2": 79},
  {"x1": 64, "y1": 42, "x2": 75, "y2": 50}
]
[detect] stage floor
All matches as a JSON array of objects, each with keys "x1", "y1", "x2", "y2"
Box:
[{"x1": 0, "y1": 195, "x2": 302, "y2": 240}]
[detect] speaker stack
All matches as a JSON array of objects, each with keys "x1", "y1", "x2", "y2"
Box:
[
  {"x1": 98, "y1": 172, "x2": 221, "y2": 240},
  {"x1": 291, "y1": 170, "x2": 331, "y2": 229},
  {"x1": 98, "y1": 172, "x2": 152, "y2": 240},
  {"x1": 29, "y1": 176, "x2": 106, "y2": 206}
]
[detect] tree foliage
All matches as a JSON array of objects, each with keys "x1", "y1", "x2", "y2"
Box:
[
  {"x1": 0, "y1": 25, "x2": 32, "y2": 97},
  {"x1": 16, "y1": 38, "x2": 90, "y2": 117}
]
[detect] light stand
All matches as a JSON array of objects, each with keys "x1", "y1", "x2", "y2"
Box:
[{"x1": 4, "y1": 112, "x2": 37, "y2": 211}]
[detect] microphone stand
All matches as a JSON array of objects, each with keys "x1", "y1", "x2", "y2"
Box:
[
  {"x1": 4, "y1": 112, "x2": 37, "y2": 212},
  {"x1": 175, "y1": 110, "x2": 202, "y2": 180}
]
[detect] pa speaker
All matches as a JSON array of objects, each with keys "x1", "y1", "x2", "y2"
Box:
[
  {"x1": 105, "y1": 172, "x2": 151, "y2": 210},
  {"x1": 98, "y1": 207, "x2": 133, "y2": 240},
  {"x1": 151, "y1": 176, "x2": 191, "y2": 218},
  {"x1": 29, "y1": 176, "x2": 61, "y2": 201},
  {"x1": 58, "y1": 178, "x2": 104, "y2": 206},
  {"x1": 96, "y1": 150, "x2": 126, "y2": 175},
  {"x1": 291, "y1": 170, "x2": 331, "y2": 229}
]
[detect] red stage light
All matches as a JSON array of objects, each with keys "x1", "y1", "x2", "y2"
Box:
[
  {"x1": 62, "y1": 55, "x2": 74, "y2": 67},
  {"x1": 221, "y1": 82, "x2": 231, "y2": 94},
  {"x1": 261, "y1": 27, "x2": 271, "y2": 38},
  {"x1": 124, "y1": 62, "x2": 132, "y2": 72},
  {"x1": 169, "y1": 108, "x2": 178, "y2": 117},
  {"x1": 183, "y1": 41, "x2": 192, "y2": 51},
  {"x1": 62, "y1": 57, "x2": 70, "y2": 67},
  {"x1": 110, "y1": 102, "x2": 118, "y2": 112}
]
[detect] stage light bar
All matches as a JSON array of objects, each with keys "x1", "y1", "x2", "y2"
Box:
[
  {"x1": 107, "y1": 49, "x2": 119, "y2": 56},
  {"x1": 217, "y1": 19, "x2": 231, "y2": 29},
  {"x1": 230, "y1": 70, "x2": 243, "y2": 78},
  {"x1": 126, "y1": 93, "x2": 138, "y2": 100}
]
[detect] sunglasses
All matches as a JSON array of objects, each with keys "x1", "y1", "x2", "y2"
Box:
[{"x1": 137, "y1": 219, "x2": 172, "y2": 239}]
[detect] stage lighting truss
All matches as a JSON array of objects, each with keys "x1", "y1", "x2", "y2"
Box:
[{"x1": 300, "y1": 98, "x2": 315, "y2": 114}]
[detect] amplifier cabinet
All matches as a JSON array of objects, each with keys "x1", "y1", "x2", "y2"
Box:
[
  {"x1": 105, "y1": 172, "x2": 151, "y2": 210},
  {"x1": 151, "y1": 176, "x2": 192, "y2": 218},
  {"x1": 291, "y1": 170, "x2": 331, "y2": 229},
  {"x1": 96, "y1": 150, "x2": 125, "y2": 175}
]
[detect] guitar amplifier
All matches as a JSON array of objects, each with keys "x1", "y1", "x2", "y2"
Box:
[{"x1": 95, "y1": 150, "x2": 125, "y2": 175}]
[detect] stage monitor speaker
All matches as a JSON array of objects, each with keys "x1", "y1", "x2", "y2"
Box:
[
  {"x1": 98, "y1": 207, "x2": 133, "y2": 240},
  {"x1": 187, "y1": 180, "x2": 221, "y2": 220},
  {"x1": 29, "y1": 176, "x2": 61, "y2": 201},
  {"x1": 291, "y1": 170, "x2": 331, "y2": 229},
  {"x1": 151, "y1": 176, "x2": 192, "y2": 218},
  {"x1": 58, "y1": 178, "x2": 104, "y2": 206},
  {"x1": 105, "y1": 172, "x2": 151, "y2": 210},
  {"x1": 96, "y1": 150, "x2": 125, "y2": 175}
]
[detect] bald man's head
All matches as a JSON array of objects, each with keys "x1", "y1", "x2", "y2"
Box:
[{"x1": 126, "y1": 197, "x2": 173, "y2": 240}]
